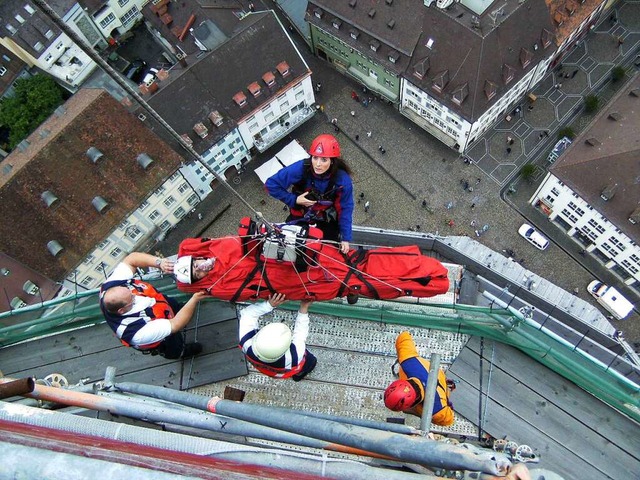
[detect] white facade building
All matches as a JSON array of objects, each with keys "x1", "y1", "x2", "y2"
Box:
[
  {"x1": 92, "y1": 0, "x2": 148, "y2": 39},
  {"x1": 530, "y1": 173, "x2": 640, "y2": 288}
]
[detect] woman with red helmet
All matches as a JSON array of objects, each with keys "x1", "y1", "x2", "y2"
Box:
[
  {"x1": 383, "y1": 331, "x2": 455, "y2": 426},
  {"x1": 265, "y1": 134, "x2": 354, "y2": 253}
]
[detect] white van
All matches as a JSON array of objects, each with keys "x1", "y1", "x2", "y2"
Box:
[{"x1": 587, "y1": 281, "x2": 634, "y2": 320}]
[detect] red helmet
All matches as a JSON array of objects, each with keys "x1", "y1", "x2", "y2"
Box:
[
  {"x1": 309, "y1": 134, "x2": 341, "y2": 158},
  {"x1": 384, "y1": 379, "x2": 419, "y2": 411}
]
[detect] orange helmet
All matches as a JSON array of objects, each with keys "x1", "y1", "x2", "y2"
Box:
[
  {"x1": 309, "y1": 134, "x2": 341, "y2": 158},
  {"x1": 384, "y1": 379, "x2": 419, "y2": 411}
]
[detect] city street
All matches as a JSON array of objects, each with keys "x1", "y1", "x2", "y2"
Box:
[{"x1": 159, "y1": 2, "x2": 639, "y2": 348}]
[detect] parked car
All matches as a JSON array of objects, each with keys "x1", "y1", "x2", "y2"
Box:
[
  {"x1": 124, "y1": 59, "x2": 146, "y2": 83},
  {"x1": 518, "y1": 223, "x2": 549, "y2": 250},
  {"x1": 142, "y1": 67, "x2": 159, "y2": 86}
]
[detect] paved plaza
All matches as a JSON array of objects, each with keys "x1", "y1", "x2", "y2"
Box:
[{"x1": 159, "y1": 0, "x2": 640, "y2": 347}]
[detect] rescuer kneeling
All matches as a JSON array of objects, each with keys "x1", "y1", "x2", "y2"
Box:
[{"x1": 383, "y1": 331, "x2": 455, "y2": 426}]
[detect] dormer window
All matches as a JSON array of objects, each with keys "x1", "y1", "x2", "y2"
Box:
[
  {"x1": 484, "y1": 80, "x2": 497, "y2": 100},
  {"x1": 519, "y1": 48, "x2": 533, "y2": 68},
  {"x1": 349, "y1": 0, "x2": 357, "y2": 7},
  {"x1": 208, "y1": 110, "x2": 224, "y2": 127},
  {"x1": 193, "y1": 122, "x2": 208, "y2": 139},
  {"x1": 15, "y1": 14, "x2": 25, "y2": 24},
  {"x1": 47, "y1": 240, "x2": 64, "y2": 257},
  {"x1": 368, "y1": 8, "x2": 376, "y2": 18},
  {"x1": 432, "y1": 70, "x2": 449, "y2": 93},
  {"x1": 137, "y1": 153, "x2": 154, "y2": 170},
  {"x1": 92, "y1": 196, "x2": 109, "y2": 213},
  {"x1": 388, "y1": 51, "x2": 400, "y2": 64},
  {"x1": 276, "y1": 61, "x2": 290, "y2": 77},
  {"x1": 502, "y1": 63, "x2": 515, "y2": 84},
  {"x1": 87, "y1": 146, "x2": 103, "y2": 163},
  {"x1": 413, "y1": 57, "x2": 430, "y2": 79},
  {"x1": 24, "y1": 4, "x2": 36, "y2": 15},
  {"x1": 332, "y1": 18, "x2": 342, "y2": 29},
  {"x1": 248, "y1": 81, "x2": 261, "y2": 98},
  {"x1": 541, "y1": 29, "x2": 553, "y2": 48},
  {"x1": 370, "y1": 40, "x2": 380, "y2": 52},
  {"x1": 233, "y1": 91, "x2": 247, "y2": 106},
  {"x1": 314, "y1": 8, "x2": 323, "y2": 19},
  {"x1": 23, "y1": 280, "x2": 39, "y2": 295},
  {"x1": 451, "y1": 83, "x2": 469, "y2": 106},
  {"x1": 41, "y1": 190, "x2": 59, "y2": 208},
  {"x1": 262, "y1": 71, "x2": 276, "y2": 87},
  {"x1": 6, "y1": 24, "x2": 17, "y2": 35},
  {"x1": 350, "y1": 29, "x2": 360, "y2": 40},
  {"x1": 34, "y1": 41, "x2": 43, "y2": 52}
]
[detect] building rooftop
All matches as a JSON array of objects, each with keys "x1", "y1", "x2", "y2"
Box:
[
  {"x1": 0, "y1": 88, "x2": 184, "y2": 280},
  {"x1": 550, "y1": 74, "x2": 640, "y2": 245},
  {"x1": 145, "y1": 11, "x2": 310, "y2": 154}
]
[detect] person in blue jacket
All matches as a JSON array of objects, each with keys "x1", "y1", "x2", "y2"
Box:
[{"x1": 265, "y1": 134, "x2": 354, "y2": 254}]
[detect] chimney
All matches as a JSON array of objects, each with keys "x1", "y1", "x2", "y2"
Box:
[
  {"x1": 629, "y1": 207, "x2": 640, "y2": 224},
  {"x1": 248, "y1": 81, "x2": 261, "y2": 98},
  {"x1": 137, "y1": 153, "x2": 154, "y2": 170},
  {"x1": 156, "y1": 69, "x2": 169, "y2": 81},
  {"x1": 600, "y1": 184, "x2": 617, "y2": 201},
  {"x1": 262, "y1": 71, "x2": 276, "y2": 87}
]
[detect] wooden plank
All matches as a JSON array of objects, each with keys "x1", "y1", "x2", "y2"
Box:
[
  {"x1": 464, "y1": 337, "x2": 640, "y2": 457},
  {"x1": 186, "y1": 318, "x2": 240, "y2": 353},
  {"x1": 449, "y1": 345, "x2": 639, "y2": 479},
  {"x1": 447, "y1": 373, "x2": 600, "y2": 480},
  {"x1": 191, "y1": 301, "x2": 237, "y2": 328},
  {"x1": 180, "y1": 347, "x2": 248, "y2": 390}
]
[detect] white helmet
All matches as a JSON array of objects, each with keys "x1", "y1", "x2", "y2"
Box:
[
  {"x1": 175, "y1": 255, "x2": 193, "y2": 284},
  {"x1": 252, "y1": 322, "x2": 292, "y2": 363}
]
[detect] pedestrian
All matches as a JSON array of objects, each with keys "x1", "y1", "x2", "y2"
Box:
[
  {"x1": 470, "y1": 219, "x2": 476, "y2": 227},
  {"x1": 470, "y1": 203, "x2": 476, "y2": 209},
  {"x1": 351, "y1": 90, "x2": 357, "y2": 100},
  {"x1": 364, "y1": 200, "x2": 370, "y2": 213},
  {"x1": 422, "y1": 199, "x2": 427, "y2": 208},
  {"x1": 316, "y1": 81, "x2": 322, "y2": 92},
  {"x1": 448, "y1": 219, "x2": 455, "y2": 228},
  {"x1": 383, "y1": 331, "x2": 454, "y2": 426},
  {"x1": 239, "y1": 293, "x2": 317, "y2": 382},
  {"x1": 571, "y1": 69, "x2": 578, "y2": 78},
  {"x1": 265, "y1": 134, "x2": 355, "y2": 254},
  {"x1": 366, "y1": 131, "x2": 372, "y2": 137},
  {"x1": 380, "y1": 147, "x2": 386, "y2": 154},
  {"x1": 415, "y1": 225, "x2": 421, "y2": 231},
  {"x1": 359, "y1": 192, "x2": 365, "y2": 200},
  {"x1": 476, "y1": 177, "x2": 481, "y2": 184},
  {"x1": 350, "y1": 110, "x2": 355, "y2": 117},
  {"x1": 506, "y1": 147, "x2": 512, "y2": 154},
  {"x1": 197, "y1": 213, "x2": 203, "y2": 220},
  {"x1": 378, "y1": 145, "x2": 383, "y2": 152},
  {"x1": 506, "y1": 136, "x2": 512, "y2": 145},
  {"x1": 100, "y1": 252, "x2": 205, "y2": 359},
  {"x1": 538, "y1": 132, "x2": 544, "y2": 140},
  {"x1": 355, "y1": 134, "x2": 360, "y2": 141},
  {"x1": 617, "y1": 36, "x2": 624, "y2": 46}
]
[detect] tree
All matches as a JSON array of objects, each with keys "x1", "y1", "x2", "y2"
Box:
[
  {"x1": 558, "y1": 127, "x2": 576, "y2": 140},
  {"x1": 611, "y1": 66, "x2": 626, "y2": 82},
  {"x1": 520, "y1": 163, "x2": 537, "y2": 183},
  {"x1": 0, "y1": 74, "x2": 64, "y2": 149},
  {"x1": 584, "y1": 95, "x2": 599, "y2": 114}
]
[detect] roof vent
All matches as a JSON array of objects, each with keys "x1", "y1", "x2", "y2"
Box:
[
  {"x1": 276, "y1": 61, "x2": 290, "y2": 77},
  {"x1": 92, "y1": 195, "x2": 109, "y2": 213},
  {"x1": 23, "y1": 280, "x2": 39, "y2": 295},
  {"x1": 137, "y1": 153, "x2": 154, "y2": 170},
  {"x1": 629, "y1": 207, "x2": 640, "y2": 224},
  {"x1": 608, "y1": 112, "x2": 622, "y2": 121},
  {"x1": 17, "y1": 140, "x2": 30, "y2": 152},
  {"x1": 387, "y1": 19, "x2": 395, "y2": 29},
  {"x1": 86, "y1": 146, "x2": 104, "y2": 163},
  {"x1": 630, "y1": 88, "x2": 640, "y2": 97},
  {"x1": 47, "y1": 240, "x2": 64, "y2": 257},
  {"x1": 54, "y1": 105, "x2": 66, "y2": 117},
  {"x1": 233, "y1": 91, "x2": 247, "y2": 106},
  {"x1": 39, "y1": 128, "x2": 51, "y2": 139},
  {"x1": 350, "y1": 28, "x2": 360, "y2": 40},
  {"x1": 349, "y1": 0, "x2": 357, "y2": 7},
  {"x1": 368, "y1": 8, "x2": 376, "y2": 18},
  {"x1": 369, "y1": 39, "x2": 380, "y2": 52},
  {"x1": 386, "y1": 0, "x2": 393, "y2": 4},
  {"x1": 193, "y1": 122, "x2": 208, "y2": 139},
  {"x1": 585, "y1": 137, "x2": 601, "y2": 146},
  {"x1": 248, "y1": 81, "x2": 261, "y2": 97},
  {"x1": 601, "y1": 184, "x2": 617, "y2": 201},
  {"x1": 332, "y1": 18, "x2": 342, "y2": 29},
  {"x1": 0, "y1": 267, "x2": 9, "y2": 276},
  {"x1": 10, "y1": 297, "x2": 27, "y2": 310},
  {"x1": 426, "y1": 38, "x2": 434, "y2": 49},
  {"x1": 208, "y1": 110, "x2": 224, "y2": 127},
  {"x1": 2, "y1": 163, "x2": 12, "y2": 175},
  {"x1": 41, "y1": 190, "x2": 59, "y2": 208},
  {"x1": 262, "y1": 71, "x2": 276, "y2": 87}
]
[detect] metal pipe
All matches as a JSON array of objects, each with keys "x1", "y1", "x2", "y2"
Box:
[
  {"x1": 0, "y1": 378, "x2": 329, "y2": 450},
  {"x1": 0, "y1": 402, "x2": 443, "y2": 480},
  {"x1": 116, "y1": 382, "x2": 419, "y2": 436},
  {"x1": 208, "y1": 398, "x2": 510, "y2": 474},
  {"x1": 0, "y1": 377, "x2": 34, "y2": 399},
  {"x1": 420, "y1": 353, "x2": 441, "y2": 432}
]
